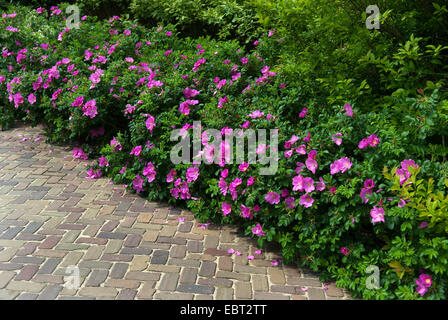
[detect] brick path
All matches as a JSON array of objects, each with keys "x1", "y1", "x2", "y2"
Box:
[{"x1": 0, "y1": 123, "x2": 351, "y2": 300}]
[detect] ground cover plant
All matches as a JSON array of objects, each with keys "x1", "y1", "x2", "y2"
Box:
[{"x1": 1, "y1": 2, "x2": 448, "y2": 299}]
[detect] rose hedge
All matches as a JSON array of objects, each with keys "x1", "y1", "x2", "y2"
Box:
[{"x1": 1, "y1": 4, "x2": 448, "y2": 299}]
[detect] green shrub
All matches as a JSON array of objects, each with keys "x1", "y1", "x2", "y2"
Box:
[
  {"x1": 130, "y1": 0, "x2": 262, "y2": 44},
  {"x1": 251, "y1": 0, "x2": 448, "y2": 117},
  {"x1": 1, "y1": 0, "x2": 130, "y2": 18}
]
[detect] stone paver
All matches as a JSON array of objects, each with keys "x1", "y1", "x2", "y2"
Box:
[{"x1": 0, "y1": 124, "x2": 352, "y2": 300}]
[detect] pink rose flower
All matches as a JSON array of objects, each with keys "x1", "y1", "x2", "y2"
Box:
[
  {"x1": 239, "y1": 162, "x2": 249, "y2": 172},
  {"x1": 343, "y1": 103, "x2": 353, "y2": 117},
  {"x1": 145, "y1": 115, "x2": 155, "y2": 133},
  {"x1": 132, "y1": 174, "x2": 144, "y2": 193},
  {"x1": 130, "y1": 146, "x2": 142, "y2": 156},
  {"x1": 222, "y1": 202, "x2": 231, "y2": 216},
  {"x1": 27, "y1": 93, "x2": 36, "y2": 105},
  {"x1": 370, "y1": 206, "x2": 385, "y2": 223},
  {"x1": 332, "y1": 133, "x2": 343, "y2": 146},
  {"x1": 251, "y1": 223, "x2": 266, "y2": 236},
  {"x1": 265, "y1": 192, "x2": 280, "y2": 204},
  {"x1": 82, "y1": 99, "x2": 98, "y2": 118},
  {"x1": 299, "y1": 194, "x2": 314, "y2": 208},
  {"x1": 186, "y1": 167, "x2": 199, "y2": 183}
]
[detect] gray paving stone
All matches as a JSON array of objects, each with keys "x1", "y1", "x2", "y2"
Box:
[
  {"x1": 120, "y1": 247, "x2": 152, "y2": 255},
  {"x1": 110, "y1": 263, "x2": 129, "y2": 279},
  {"x1": 178, "y1": 222, "x2": 193, "y2": 233},
  {"x1": 97, "y1": 232, "x2": 127, "y2": 240},
  {"x1": 0, "y1": 289, "x2": 19, "y2": 299},
  {"x1": 124, "y1": 234, "x2": 142, "y2": 247},
  {"x1": 23, "y1": 221, "x2": 44, "y2": 233},
  {"x1": 28, "y1": 192, "x2": 48, "y2": 200},
  {"x1": 37, "y1": 258, "x2": 61, "y2": 274},
  {"x1": 176, "y1": 284, "x2": 215, "y2": 295},
  {"x1": 168, "y1": 258, "x2": 201, "y2": 268},
  {"x1": 15, "y1": 233, "x2": 45, "y2": 241},
  {"x1": 58, "y1": 296, "x2": 96, "y2": 300},
  {"x1": 159, "y1": 273, "x2": 179, "y2": 291},
  {"x1": 0, "y1": 180, "x2": 19, "y2": 186},
  {"x1": 157, "y1": 237, "x2": 187, "y2": 245},
  {"x1": 27, "y1": 186, "x2": 51, "y2": 192},
  {"x1": 37, "y1": 285, "x2": 63, "y2": 300},
  {"x1": 55, "y1": 243, "x2": 89, "y2": 251},
  {"x1": 86, "y1": 270, "x2": 109, "y2": 287},
  {"x1": 170, "y1": 245, "x2": 186, "y2": 258},
  {"x1": 0, "y1": 220, "x2": 27, "y2": 227},
  {"x1": 150, "y1": 250, "x2": 169, "y2": 265},
  {"x1": 308, "y1": 288, "x2": 326, "y2": 300},
  {"x1": 11, "y1": 256, "x2": 45, "y2": 264},
  {"x1": 199, "y1": 261, "x2": 216, "y2": 277},
  {"x1": 104, "y1": 239, "x2": 123, "y2": 254},
  {"x1": 180, "y1": 268, "x2": 198, "y2": 285},
  {"x1": 0, "y1": 263, "x2": 23, "y2": 271},
  {"x1": 17, "y1": 293, "x2": 39, "y2": 300},
  {"x1": 216, "y1": 287, "x2": 233, "y2": 300},
  {"x1": 117, "y1": 288, "x2": 137, "y2": 300},
  {"x1": 0, "y1": 226, "x2": 24, "y2": 239},
  {"x1": 0, "y1": 271, "x2": 16, "y2": 288},
  {"x1": 78, "y1": 261, "x2": 113, "y2": 269},
  {"x1": 187, "y1": 241, "x2": 203, "y2": 253}
]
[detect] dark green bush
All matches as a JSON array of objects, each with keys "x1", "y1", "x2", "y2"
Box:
[
  {"x1": 1, "y1": 0, "x2": 130, "y2": 18},
  {"x1": 252, "y1": 0, "x2": 448, "y2": 110},
  {"x1": 130, "y1": 0, "x2": 262, "y2": 44}
]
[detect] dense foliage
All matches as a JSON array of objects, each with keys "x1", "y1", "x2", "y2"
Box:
[
  {"x1": 130, "y1": 0, "x2": 261, "y2": 44},
  {"x1": 1, "y1": 0, "x2": 262, "y2": 43},
  {"x1": 0, "y1": 0, "x2": 130, "y2": 18},
  {"x1": 1, "y1": 2, "x2": 447, "y2": 299}
]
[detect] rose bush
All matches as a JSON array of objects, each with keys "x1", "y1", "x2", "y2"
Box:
[{"x1": 1, "y1": 3, "x2": 447, "y2": 299}]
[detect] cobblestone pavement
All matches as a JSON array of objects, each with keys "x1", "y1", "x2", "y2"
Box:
[{"x1": 0, "y1": 124, "x2": 351, "y2": 300}]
